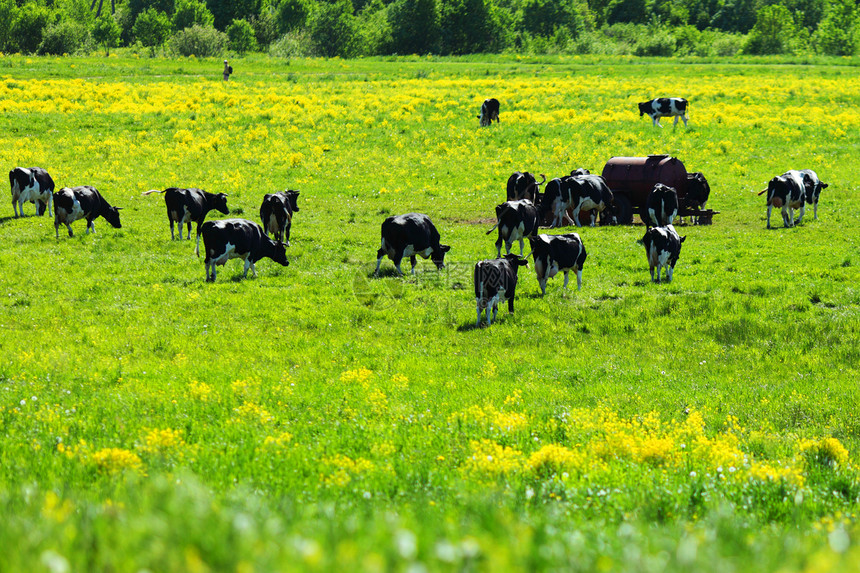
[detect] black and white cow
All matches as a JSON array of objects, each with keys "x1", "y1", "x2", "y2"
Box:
[
  {"x1": 486, "y1": 199, "x2": 540, "y2": 257},
  {"x1": 53, "y1": 186, "x2": 122, "y2": 238},
  {"x1": 259, "y1": 190, "x2": 300, "y2": 245},
  {"x1": 646, "y1": 183, "x2": 679, "y2": 227},
  {"x1": 799, "y1": 169, "x2": 828, "y2": 220},
  {"x1": 201, "y1": 218, "x2": 289, "y2": 282},
  {"x1": 478, "y1": 98, "x2": 500, "y2": 127},
  {"x1": 528, "y1": 233, "x2": 587, "y2": 294},
  {"x1": 539, "y1": 177, "x2": 573, "y2": 228},
  {"x1": 141, "y1": 187, "x2": 229, "y2": 254},
  {"x1": 567, "y1": 174, "x2": 614, "y2": 227},
  {"x1": 682, "y1": 172, "x2": 711, "y2": 224},
  {"x1": 474, "y1": 254, "x2": 528, "y2": 326},
  {"x1": 9, "y1": 167, "x2": 54, "y2": 217},
  {"x1": 638, "y1": 98, "x2": 688, "y2": 127},
  {"x1": 506, "y1": 171, "x2": 546, "y2": 202},
  {"x1": 765, "y1": 171, "x2": 806, "y2": 229},
  {"x1": 375, "y1": 213, "x2": 450, "y2": 276},
  {"x1": 641, "y1": 225, "x2": 686, "y2": 283}
]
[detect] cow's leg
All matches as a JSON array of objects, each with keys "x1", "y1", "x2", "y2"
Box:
[
  {"x1": 186, "y1": 222, "x2": 192, "y2": 240},
  {"x1": 575, "y1": 269, "x2": 582, "y2": 290},
  {"x1": 667, "y1": 266, "x2": 674, "y2": 283},
  {"x1": 648, "y1": 208, "x2": 659, "y2": 227},
  {"x1": 195, "y1": 232, "x2": 202, "y2": 257},
  {"x1": 564, "y1": 210, "x2": 576, "y2": 227},
  {"x1": 392, "y1": 254, "x2": 404, "y2": 276},
  {"x1": 539, "y1": 278, "x2": 547, "y2": 296},
  {"x1": 170, "y1": 219, "x2": 176, "y2": 240},
  {"x1": 650, "y1": 266, "x2": 656, "y2": 283},
  {"x1": 410, "y1": 256, "x2": 417, "y2": 274},
  {"x1": 681, "y1": 115, "x2": 688, "y2": 127},
  {"x1": 250, "y1": 261, "x2": 257, "y2": 278},
  {"x1": 766, "y1": 204, "x2": 773, "y2": 229},
  {"x1": 242, "y1": 257, "x2": 252, "y2": 278},
  {"x1": 505, "y1": 239, "x2": 513, "y2": 255},
  {"x1": 796, "y1": 204, "x2": 805, "y2": 226},
  {"x1": 12, "y1": 197, "x2": 18, "y2": 217},
  {"x1": 476, "y1": 299, "x2": 482, "y2": 327},
  {"x1": 66, "y1": 223, "x2": 74, "y2": 237},
  {"x1": 784, "y1": 207, "x2": 793, "y2": 228},
  {"x1": 374, "y1": 255, "x2": 384, "y2": 276},
  {"x1": 518, "y1": 237, "x2": 525, "y2": 256},
  {"x1": 86, "y1": 220, "x2": 95, "y2": 234},
  {"x1": 813, "y1": 201, "x2": 818, "y2": 220},
  {"x1": 495, "y1": 236, "x2": 503, "y2": 258}
]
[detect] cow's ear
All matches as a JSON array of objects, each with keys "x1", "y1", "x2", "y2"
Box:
[
  {"x1": 441, "y1": 245, "x2": 451, "y2": 252},
  {"x1": 680, "y1": 236, "x2": 687, "y2": 243},
  {"x1": 822, "y1": 183, "x2": 829, "y2": 188}
]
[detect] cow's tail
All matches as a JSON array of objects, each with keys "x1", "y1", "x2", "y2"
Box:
[
  {"x1": 486, "y1": 220, "x2": 500, "y2": 235},
  {"x1": 757, "y1": 188, "x2": 768, "y2": 196},
  {"x1": 537, "y1": 174, "x2": 547, "y2": 186},
  {"x1": 141, "y1": 189, "x2": 166, "y2": 196}
]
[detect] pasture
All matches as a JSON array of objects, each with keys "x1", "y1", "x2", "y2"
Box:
[{"x1": 1, "y1": 54, "x2": 860, "y2": 571}]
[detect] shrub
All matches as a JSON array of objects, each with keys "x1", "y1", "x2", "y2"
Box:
[
  {"x1": 633, "y1": 29, "x2": 676, "y2": 56},
  {"x1": 38, "y1": 20, "x2": 89, "y2": 55},
  {"x1": 226, "y1": 18, "x2": 258, "y2": 53},
  {"x1": 269, "y1": 28, "x2": 317, "y2": 58},
  {"x1": 310, "y1": 0, "x2": 359, "y2": 58},
  {"x1": 813, "y1": 0, "x2": 857, "y2": 56},
  {"x1": 249, "y1": 10, "x2": 279, "y2": 49},
  {"x1": 133, "y1": 7, "x2": 171, "y2": 53},
  {"x1": 743, "y1": 5, "x2": 798, "y2": 55},
  {"x1": 11, "y1": 6, "x2": 53, "y2": 54},
  {"x1": 170, "y1": 24, "x2": 227, "y2": 57},
  {"x1": 173, "y1": 0, "x2": 214, "y2": 31},
  {"x1": 277, "y1": 0, "x2": 312, "y2": 34},
  {"x1": 92, "y1": 13, "x2": 122, "y2": 55}
]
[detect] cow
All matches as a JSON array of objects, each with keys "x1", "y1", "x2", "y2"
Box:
[
  {"x1": 259, "y1": 190, "x2": 300, "y2": 245},
  {"x1": 141, "y1": 187, "x2": 229, "y2": 254},
  {"x1": 486, "y1": 199, "x2": 540, "y2": 257},
  {"x1": 638, "y1": 98, "x2": 688, "y2": 128},
  {"x1": 646, "y1": 183, "x2": 679, "y2": 227},
  {"x1": 765, "y1": 171, "x2": 806, "y2": 229},
  {"x1": 9, "y1": 167, "x2": 54, "y2": 218},
  {"x1": 683, "y1": 172, "x2": 711, "y2": 225},
  {"x1": 506, "y1": 172, "x2": 546, "y2": 202},
  {"x1": 539, "y1": 177, "x2": 574, "y2": 228},
  {"x1": 528, "y1": 233, "x2": 587, "y2": 295},
  {"x1": 53, "y1": 186, "x2": 122, "y2": 239},
  {"x1": 641, "y1": 225, "x2": 686, "y2": 283},
  {"x1": 478, "y1": 98, "x2": 500, "y2": 127},
  {"x1": 474, "y1": 254, "x2": 528, "y2": 326},
  {"x1": 201, "y1": 218, "x2": 289, "y2": 282},
  {"x1": 799, "y1": 169, "x2": 828, "y2": 220},
  {"x1": 375, "y1": 213, "x2": 450, "y2": 276},
  {"x1": 567, "y1": 174, "x2": 614, "y2": 227}
]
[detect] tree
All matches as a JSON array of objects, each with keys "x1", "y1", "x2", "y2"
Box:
[
  {"x1": 173, "y1": 0, "x2": 214, "y2": 31},
  {"x1": 813, "y1": 0, "x2": 857, "y2": 55},
  {"x1": 133, "y1": 7, "x2": 172, "y2": 53},
  {"x1": 743, "y1": 4, "x2": 797, "y2": 54},
  {"x1": 93, "y1": 12, "x2": 122, "y2": 54},
  {"x1": 277, "y1": 0, "x2": 312, "y2": 34},
  {"x1": 309, "y1": 0, "x2": 358, "y2": 57},
  {"x1": 388, "y1": 0, "x2": 439, "y2": 54},
  {"x1": 0, "y1": 0, "x2": 18, "y2": 53},
  {"x1": 226, "y1": 18, "x2": 258, "y2": 52},
  {"x1": 206, "y1": 0, "x2": 264, "y2": 30},
  {"x1": 11, "y1": 6, "x2": 54, "y2": 54},
  {"x1": 440, "y1": 0, "x2": 495, "y2": 54}
]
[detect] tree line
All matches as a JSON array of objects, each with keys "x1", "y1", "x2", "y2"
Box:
[{"x1": 0, "y1": 0, "x2": 856, "y2": 58}]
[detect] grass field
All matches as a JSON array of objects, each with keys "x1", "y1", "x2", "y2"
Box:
[{"x1": 1, "y1": 53, "x2": 860, "y2": 571}]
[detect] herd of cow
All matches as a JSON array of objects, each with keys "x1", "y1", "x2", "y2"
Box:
[{"x1": 9, "y1": 94, "x2": 829, "y2": 327}]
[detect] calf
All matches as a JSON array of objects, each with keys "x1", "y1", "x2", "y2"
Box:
[
  {"x1": 9, "y1": 167, "x2": 54, "y2": 217},
  {"x1": 474, "y1": 254, "x2": 528, "y2": 326},
  {"x1": 259, "y1": 190, "x2": 300, "y2": 245},
  {"x1": 638, "y1": 98, "x2": 688, "y2": 127},
  {"x1": 375, "y1": 213, "x2": 450, "y2": 276},
  {"x1": 765, "y1": 171, "x2": 806, "y2": 229},
  {"x1": 201, "y1": 218, "x2": 289, "y2": 282},
  {"x1": 528, "y1": 233, "x2": 587, "y2": 294},
  {"x1": 506, "y1": 171, "x2": 546, "y2": 202},
  {"x1": 646, "y1": 183, "x2": 679, "y2": 227},
  {"x1": 53, "y1": 186, "x2": 122, "y2": 238},
  {"x1": 141, "y1": 187, "x2": 229, "y2": 254},
  {"x1": 478, "y1": 98, "x2": 500, "y2": 127},
  {"x1": 799, "y1": 169, "x2": 828, "y2": 220},
  {"x1": 641, "y1": 225, "x2": 685, "y2": 283},
  {"x1": 567, "y1": 174, "x2": 614, "y2": 227},
  {"x1": 486, "y1": 199, "x2": 540, "y2": 257}
]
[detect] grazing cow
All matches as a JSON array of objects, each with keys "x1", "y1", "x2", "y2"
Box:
[
  {"x1": 571, "y1": 168, "x2": 590, "y2": 177},
  {"x1": 478, "y1": 98, "x2": 500, "y2": 127},
  {"x1": 506, "y1": 172, "x2": 546, "y2": 202},
  {"x1": 683, "y1": 172, "x2": 711, "y2": 224},
  {"x1": 539, "y1": 177, "x2": 574, "y2": 228},
  {"x1": 646, "y1": 183, "x2": 679, "y2": 227},
  {"x1": 9, "y1": 167, "x2": 54, "y2": 217},
  {"x1": 528, "y1": 233, "x2": 587, "y2": 294},
  {"x1": 474, "y1": 254, "x2": 528, "y2": 326},
  {"x1": 638, "y1": 98, "x2": 688, "y2": 127},
  {"x1": 375, "y1": 213, "x2": 450, "y2": 276},
  {"x1": 53, "y1": 186, "x2": 122, "y2": 238},
  {"x1": 201, "y1": 218, "x2": 289, "y2": 282},
  {"x1": 141, "y1": 187, "x2": 229, "y2": 254},
  {"x1": 641, "y1": 225, "x2": 686, "y2": 283},
  {"x1": 568, "y1": 174, "x2": 614, "y2": 227},
  {"x1": 799, "y1": 169, "x2": 828, "y2": 220},
  {"x1": 259, "y1": 190, "x2": 300, "y2": 245},
  {"x1": 486, "y1": 199, "x2": 540, "y2": 257},
  {"x1": 765, "y1": 171, "x2": 806, "y2": 229}
]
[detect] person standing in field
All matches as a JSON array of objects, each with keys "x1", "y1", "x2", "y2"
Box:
[{"x1": 223, "y1": 60, "x2": 232, "y2": 82}]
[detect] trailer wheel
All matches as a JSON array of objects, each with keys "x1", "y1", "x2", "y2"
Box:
[{"x1": 613, "y1": 194, "x2": 633, "y2": 225}]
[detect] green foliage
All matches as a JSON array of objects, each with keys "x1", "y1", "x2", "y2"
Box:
[
  {"x1": 226, "y1": 17, "x2": 258, "y2": 53},
  {"x1": 92, "y1": 13, "x2": 122, "y2": 55},
  {"x1": 276, "y1": 0, "x2": 312, "y2": 33},
  {"x1": 170, "y1": 23, "x2": 227, "y2": 56},
  {"x1": 633, "y1": 27, "x2": 676, "y2": 55},
  {"x1": 813, "y1": 0, "x2": 857, "y2": 55},
  {"x1": 248, "y1": 9, "x2": 279, "y2": 48},
  {"x1": 10, "y1": 5, "x2": 54, "y2": 54},
  {"x1": 743, "y1": 4, "x2": 800, "y2": 54},
  {"x1": 133, "y1": 7, "x2": 173, "y2": 52},
  {"x1": 207, "y1": 0, "x2": 264, "y2": 30},
  {"x1": 356, "y1": 0, "x2": 393, "y2": 55},
  {"x1": 0, "y1": 0, "x2": 18, "y2": 53},
  {"x1": 388, "y1": 0, "x2": 440, "y2": 54},
  {"x1": 173, "y1": 0, "x2": 215, "y2": 31},
  {"x1": 268, "y1": 27, "x2": 317, "y2": 56},
  {"x1": 309, "y1": 0, "x2": 359, "y2": 57},
  {"x1": 38, "y1": 19, "x2": 89, "y2": 55},
  {"x1": 439, "y1": 0, "x2": 495, "y2": 54}
]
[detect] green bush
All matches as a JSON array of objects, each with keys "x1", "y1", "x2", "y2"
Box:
[
  {"x1": 813, "y1": 0, "x2": 857, "y2": 56},
  {"x1": 38, "y1": 20, "x2": 89, "y2": 55},
  {"x1": 173, "y1": 0, "x2": 214, "y2": 31},
  {"x1": 133, "y1": 7, "x2": 171, "y2": 53},
  {"x1": 226, "y1": 18, "x2": 258, "y2": 53},
  {"x1": 11, "y1": 6, "x2": 53, "y2": 54},
  {"x1": 310, "y1": 0, "x2": 359, "y2": 58},
  {"x1": 269, "y1": 28, "x2": 317, "y2": 57},
  {"x1": 633, "y1": 29, "x2": 676, "y2": 56},
  {"x1": 170, "y1": 24, "x2": 227, "y2": 57},
  {"x1": 92, "y1": 13, "x2": 122, "y2": 55},
  {"x1": 743, "y1": 5, "x2": 798, "y2": 55},
  {"x1": 277, "y1": 0, "x2": 312, "y2": 34}
]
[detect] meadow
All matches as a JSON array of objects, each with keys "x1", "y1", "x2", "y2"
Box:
[{"x1": 1, "y1": 53, "x2": 860, "y2": 571}]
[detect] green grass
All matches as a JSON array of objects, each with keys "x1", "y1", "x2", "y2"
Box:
[{"x1": 1, "y1": 53, "x2": 860, "y2": 571}]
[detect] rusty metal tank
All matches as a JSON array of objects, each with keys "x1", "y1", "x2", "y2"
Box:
[{"x1": 601, "y1": 155, "x2": 692, "y2": 224}]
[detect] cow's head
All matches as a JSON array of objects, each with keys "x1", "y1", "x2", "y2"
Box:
[
  {"x1": 638, "y1": 101, "x2": 651, "y2": 117},
  {"x1": 213, "y1": 193, "x2": 229, "y2": 215},
  {"x1": 431, "y1": 244, "x2": 451, "y2": 269},
  {"x1": 503, "y1": 253, "x2": 528, "y2": 270},
  {"x1": 271, "y1": 242, "x2": 290, "y2": 267},
  {"x1": 285, "y1": 190, "x2": 300, "y2": 212},
  {"x1": 103, "y1": 205, "x2": 123, "y2": 229}
]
